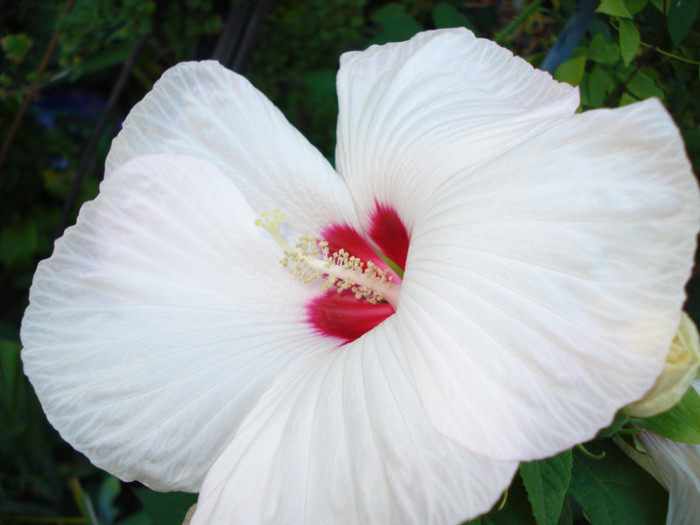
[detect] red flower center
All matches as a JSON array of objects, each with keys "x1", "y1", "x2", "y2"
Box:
[{"x1": 307, "y1": 204, "x2": 410, "y2": 344}]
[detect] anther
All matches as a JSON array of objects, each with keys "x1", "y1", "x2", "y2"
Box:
[{"x1": 256, "y1": 211, "x2": 399, "y2": 310}]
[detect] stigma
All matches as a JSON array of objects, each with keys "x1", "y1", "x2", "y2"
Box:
[{"x1": 256, "y1": 210, "x2": 400, "y2": 311}]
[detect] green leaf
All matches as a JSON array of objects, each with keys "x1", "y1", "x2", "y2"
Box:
[
  {"x1": 1, "y1": 34, "x2": 33, "y2": 63},
  {"x1": 136, "y1": 490, "x2": 197, "y2": 525},
  {"x1": 96, "y1": 475, "x2": 121, "y2": 524},
  {"x1": 0, "y1": 218, "x2": 38, "y2": 268},
  {"x1": 569, "y1": 440, "x2": 668, "y2": 525},
  {"x1": 554, "y1": 56, "x2": 587, "y2": 86},
  {"x1": 619, "y1": 19, "x2": 640, "y2": 65},
  {"x1": 619, "y1": 91, "x2": 638, "y2": 105},
  {"x1": 587, "y1": 65, "x2": 617, "y2": 107},
  {"x1": 597, "y1": 0, "x2": 633, "y2": 17},
  {"x1": 625, "y1": 0, "x2": 648, "y2": 14},
  {"x1": 433, "y1": 2, "x2": 475, "y2": 30},
  {"x1": 623, "y1": 70, "x2": 665, "y2": 99},
  {"x1": 370, "y1": 4, "x2": 422, "y2": 45},
  {"x1": 597, "y1": 409, "x2": 631, "y2": 437},
  {"x1": 579, "y1": 80, "x2": 592, "y2": 109},
  {"x1": 520, "y1": 450, "x2": 573, "y2": 525},
  {"x1": 634, "y1": 385, "x2": 700, "y2": 443},
  {"x1": 588, "y1": 34, "x2": 621, "y2": 64},
  {"x1": 556, "y1": 499, "x2": 574, "y2": 525},
  {"x1": 75, "y1": 41, "x2": 135, "y2": 79},
  {"x1": 668, "y1": 0, "x2": 700, "y2": 47},
  {"x1": 465, "y1": 474, "x2": 536, "y2": 525},
  {"x1": 649, "y1": 0, "x2": 670, "y2": 12}
]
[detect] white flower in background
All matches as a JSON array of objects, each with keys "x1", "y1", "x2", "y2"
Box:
[
  {"x1": 638, "y1": 429, "x2": 700, "y2": 525},
  {"x1": 21, "y1": 28, "x2": 699, "y2": 524},
  {"x1": 622, "y1": 380, "x2": 700, "y2": 525}
]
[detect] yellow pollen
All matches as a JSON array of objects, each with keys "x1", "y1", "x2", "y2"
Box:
[{"x1": 256, "y1": 210, "x2": 398, "y2": 310}]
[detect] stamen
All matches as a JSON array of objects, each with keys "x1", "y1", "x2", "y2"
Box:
[{"x1": 256, "y1": 210, "x2": 399, "y2": 310}]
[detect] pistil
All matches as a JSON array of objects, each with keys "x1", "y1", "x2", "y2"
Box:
[{"x1": 256, "y1": 210, "x2": 400, "y2": 311}]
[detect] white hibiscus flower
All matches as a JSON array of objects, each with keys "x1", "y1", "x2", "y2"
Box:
[{"x1": 21, "y1": 28, "x2": 699, "y2": 524}]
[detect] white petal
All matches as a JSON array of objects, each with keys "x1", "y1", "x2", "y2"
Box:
[
  {"x1": 21, "y1": 155, "x2": 335, "y2": 492},
  {"x1": 398, "y1": 99, "x2": 699, "y2": 461},
  {"x1": 106, "y1": 61, "x2": 356, "y2": 233},
  {"x1": 191, "y1": 319, "x2": 517, "y2": 524},
  {"x1": 636, "y1": 380, "x2": 700, "y2": 525},
  {"x1": 335, "y1": 28, "x2": 579, "y2": 231},
  {"x1": 638, "y1": 430, "x2": 700, "y2": 525}
]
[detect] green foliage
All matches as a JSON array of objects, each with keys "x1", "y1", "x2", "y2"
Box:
[
  {"x1": 0, "y1": 218, "x2": 38, "y2": 271},
  {"x1": 520, "y1": 451, "x2": 573, "y2": 525},
  {"x1": 466, "y1": 427, "x2": 671, "y2": 525},
  {"x1": 597, "y1": 0, "x2": 633, "y2": 18},
  {"x1": 371, "y1": 3, "x2": 423, "y2": 44},
  {"x1": 667, "y1": 0, "x2": 700, "y2": 46},
  {"x1": 0, "y1": 338, "x2": 84, "y2": 523},
  {"x1": 588, "y1": 33, "x2": 621, "y2": 65},
  {"x1": 56, "y1": 0, "x2": 155, "y2": 71},
  {"x1": 621, "y1": 68, "x2": 665, "y2": 99},
  {"x1": 569, "y1": 440, "x2": 668, "y2": 525},
  {"x1": 618, "y1": 19, "x2": 640, "y2": 65},
  {"x1": 554, "y1": 55, "x2": 587, "y2": 86},
  {"x1": 586, "y1": 64, "x2": 617, "y2": 106},
  {"x1": 433, "y1": 2, "x2": 475, "y2": 31},
  {"x1": 625, "y1": 0, "x2": 649, "y2": 15},
  {"x1": 596, "y1": 410, "x2": 631, "y2": 438},
  {"x1": 465, "y1": 475, "x2": 535, "y2": 525},
  {"x1": 136, "y1": 490, "x2": 197, "y2": 525},
  {"x1": 634, "y1": 385, "x2": 700, "y2": 443},
  {"x1": 2, "y1": 34, "x2": 33, "y2": 63},
  {"x1": 245, "y1": 0, "x2": 368, "y2": 158}
]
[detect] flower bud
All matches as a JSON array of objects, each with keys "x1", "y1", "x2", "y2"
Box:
[{"x1": 628, "y1": 312, "x2": 700, "y2": 418}]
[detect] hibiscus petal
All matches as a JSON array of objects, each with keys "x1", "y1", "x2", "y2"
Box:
[
  {"x1": 622, "y1": 380, "x2": 700, "y2": 524},
  {"x1": 21, "y1": 154, "x2": 336, "y2": 492},
  {"x1": 335, "y1": 27, "x2": 580, "y2": 232},
  {"x1": 368, "y1": 202, "x2": 411, "y2": 270},
  {"x1": 191, "y1": 319, "x2": 517, "y2": 524},
  {"x1": 398, "y1": 99, "x2": 699, "y2": 461},
  {"x1": 106, "y1": 61, "x2": 356, "y2": 233},
  {"x1": 306, "y1": 291, "x2": 395, "y2": 344},
  {"x1": 321, "y1": 221, "x2": 402, "y2": 282},
  {"x1": 637, "y1": 429, "x2": 700, "y2": 525}
]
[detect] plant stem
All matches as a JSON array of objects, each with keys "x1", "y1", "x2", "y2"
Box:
[
  {"x1": 540, "y1": 0, "x2": 600, "y2": 73},
  {"x1": 639, "y1": 40, "x2": 700, "y2": 65}
]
